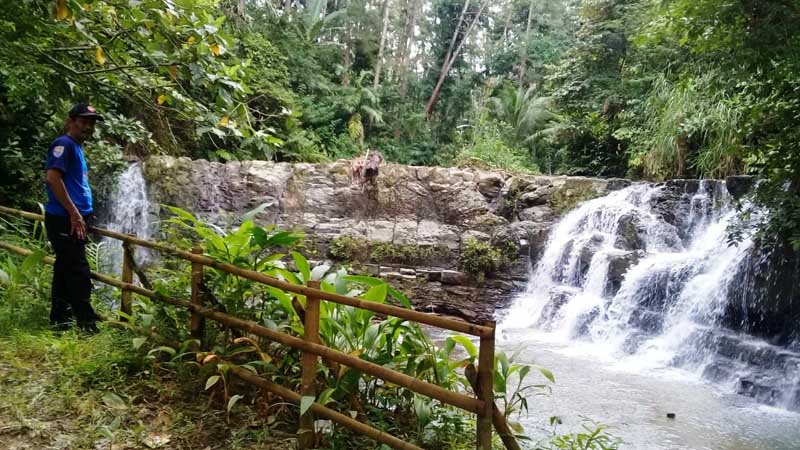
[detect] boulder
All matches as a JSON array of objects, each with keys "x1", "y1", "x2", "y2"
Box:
[
  {"x1": 441, "y1": 270, "x2": 471, "y2": 285},
  {"x1": 518, "y1": 205, "x2": 555, "y2": 222},
  {"x1": 725, "y1": 175, "x2": 755, "y2": 199},
  {"x1": 476, "y1": 172, "x2": 505, "y2": 199},
  {"x1": 605, "y1": 250, "x2": 644, "y2": 295},
  {"x1": 614, "y1": 213, "x2": 643, "y2": 251}
]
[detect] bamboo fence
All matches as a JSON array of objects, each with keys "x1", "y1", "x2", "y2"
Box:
[{"x1": 0, "y1": 205, "x2": 520, "y2": 450}]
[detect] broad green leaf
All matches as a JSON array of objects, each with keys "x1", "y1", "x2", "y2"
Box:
[
  {"x1": 21, "y1": 250, "x2": 45, "y2": 274},
  {"x1": 132, "y1": 337, "x2": 147, "y2": 350},
  {"x1": 243, "y1": 202, "x2": 274, "y2": 222},
  {"x1": 102, "y1": 392, "x2": 127, "y2": 410},
  {"x1": 317, "y1": 388, "x2": 335, "y2": 406},
  {"x1": 300, "y1": 395, "x2": 315, "y2": 416},
  {"x1": 147, "y1": 346, "x2": 176, "y2": 357},
  {"x1": 292, "y1": 251, "x2": 310, "y2": 284},
  {"x1": 205, "y1": 375, "x2": 221, "y2": 390},
  {"x1": 449, "y1": 335, "x2": 478, "y2": 359},
  {"x1": 227, "y1": 394, "x2": 243, "y2": 413},
  {"x1": 361, "y1": 283, "x2": 387, "y2": 303},
  {"x1": 539, "y1": 367, "x2": 555, "y2": 383}
]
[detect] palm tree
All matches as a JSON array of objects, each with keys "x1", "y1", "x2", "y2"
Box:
[{"x1": 487, "y1": 82, "x2": 564, "y2": 171}]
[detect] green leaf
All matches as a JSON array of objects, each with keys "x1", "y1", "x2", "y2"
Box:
[
  {"x1": 317, "y1": 387, "x2": 335, "y2": 406},
  {"x1": 132, "y1": 337, "x2": 147, "y2": 350},
  {"x1": 361, "y1": 283, "x2": 387, "y2": 303},
  {"x1": 227, "y1": 394, "x2": 243, "y2": 413},
  {"x1": 243, "y1": 202, "x2": 274, "y2": 222},
  {"x1": 21, "y1": 250, "x2": 45, "y2": 274},
  {"x1": 102, "y1": 392, "x2": 127, "y2": 410},
  {"x1": 147, "y1": 346, "x2": 176, "y2": 357},
  {"x1": 205, "y1": 375, "x2": 221, "y2": 390},
  {"x1": 292, "y1": 251, "x2": 311, "y2": 284},
  {"x1": 449, "y1": 335, "x2": 478, "y2": 359},
  {"x1": 539, "y1": 367, "x2": 555, "y2": 383},
  {"x1": 300, "y1": 395, "x2": 315, "y2": 416}
]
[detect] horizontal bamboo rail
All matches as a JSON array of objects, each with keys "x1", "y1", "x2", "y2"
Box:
[
  {"x1": 0, "y1": 204, "x2": 507, "y2": 449},
  {"x1": 228, "y1": 364, "x2": 424, "y2": 450},
  {"x1": 0, "y1": 241, "x2": 427, "y2": 449},
  {"x1": 0, "y1": 240, "x2": 482, "y2": 414},
  {"x1": 0, "y1": 206, "x2": 491, "y2": 338}
]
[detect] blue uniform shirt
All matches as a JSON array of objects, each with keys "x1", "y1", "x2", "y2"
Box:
[{"x1": 45, "y1": 135, "x2": 93, "y2": 216}]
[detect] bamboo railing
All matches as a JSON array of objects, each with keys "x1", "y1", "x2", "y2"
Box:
[{"x1": 0, "y1": 205, "x2": 516, "y2": 450}]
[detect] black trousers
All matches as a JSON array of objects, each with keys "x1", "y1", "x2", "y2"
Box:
[{"x1": 45, "y1": 213, "x2": 97, "y2": 329}]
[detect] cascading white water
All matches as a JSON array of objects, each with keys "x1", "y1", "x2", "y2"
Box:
[
  {"x1": 101, "y1": 163, "x2": 154, "y2": 274},
  {"x1": 500, "y1": 181, "x2": 800, "y2": 411}
]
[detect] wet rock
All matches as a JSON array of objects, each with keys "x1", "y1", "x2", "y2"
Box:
[
  {"x1": 575, "y1": 306, "x2": 601, "y2": 336},
  {"x1": 615, "y1": 213, "x2": 643, "y2": 251},
  {"x1": 538, "y1": 287, "x2": 576, "y2": 324},
  {"x1": 627, "y1": 308, "x2": 664, "y2": 334},
  {"x1": 607, "y1": 178, "x2": 632, "y2": 191},
  {"x1": 441, "y1": 270, "x2": 470, "y2": 285},
  {"x1": 725, "y1": 175, "x2": 755, "y2": 199},
  {"x1": 605, "y1": 250, "x2": 644, "y2": 295},
  {"x1": 577, "y1": 234, "x2": 605, "y2": 277},
  {"x1": 702, "y1": 361, "x2": 735, "y2": 382},
  {"x1": 665, "y1": 179, "x2": 700, "y2": 194}
]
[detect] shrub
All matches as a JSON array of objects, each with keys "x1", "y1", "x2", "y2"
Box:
[{"x1": 459, "y1": 237, "x2": 507, "y2": 277}]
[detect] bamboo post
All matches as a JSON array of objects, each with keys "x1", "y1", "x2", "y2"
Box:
[
  {"x1": 300, "y1": 280, "x2": 322, "y2": 449},
  {"x1": 190, "y1": 246, "x2": 205, "y2": 343},
  {"x1": 120, "y1": 242, "x2": 133, "y2": 320},
  {"x1": 465, "y1": 364, "x2": 521, "y2": 450},
  {"x1": 477, "y1": 320, "x2": 496, "y2": 450}
]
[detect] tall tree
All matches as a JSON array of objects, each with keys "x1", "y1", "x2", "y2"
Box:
[
  {"x1": 373, "y1": 0, "x2": 392, "y2": 88},
  {"x1": 424, "y1": 0, "x2": 488, "y2": 119}
]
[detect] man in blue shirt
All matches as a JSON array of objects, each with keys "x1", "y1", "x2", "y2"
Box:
[{"x1": 45, "y1": 103, "x2": 103, "y2": 333}]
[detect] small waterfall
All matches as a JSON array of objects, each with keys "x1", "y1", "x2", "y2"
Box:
[
  {"x1": 101, "y1": 163, "x2": 154, "y2": 274},
  {"x1": 501, "y1": 181, "x2": 800, "y2": 411}
]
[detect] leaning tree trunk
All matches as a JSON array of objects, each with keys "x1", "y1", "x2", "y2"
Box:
[{"x1": 424, "y1": 1, "x2": 488, "y2": 119}]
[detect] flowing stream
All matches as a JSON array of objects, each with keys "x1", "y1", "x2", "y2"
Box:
[{"x1": 498, "y1": 181, "x2": 800, "y2": 449}]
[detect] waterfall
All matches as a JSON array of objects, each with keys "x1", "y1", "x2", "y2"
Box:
[
  {"x1": 101, "y1": 163, "x2": 154, "y2": 274},
  {"x1": 500, "y1": 181, "x2": 800, "y2": 411}
]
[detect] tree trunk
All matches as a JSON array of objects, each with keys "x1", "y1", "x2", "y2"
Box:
[
  {"x1": 373, "y1": 0, "x2": 392, "y2": 89},
  {"x1": 424, "y1": 0, "x2": 488, "y2": 119},
  {"x1": 341, "y1": 0, "x2": 351, "y2": 86},
  {"x1": 518, "y1": 0, "x2": 534, "y2": 84},
  {"x1": 397, "y1": 0, "x2": 419, "y2": 98}
]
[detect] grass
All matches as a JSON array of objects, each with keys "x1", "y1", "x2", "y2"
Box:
[
  {"x1": 0, "y1": 264, "x2": 300, "y2": 450},
  {"x1": 0, "y1": 327, "x2": 297, "y2": 450}
]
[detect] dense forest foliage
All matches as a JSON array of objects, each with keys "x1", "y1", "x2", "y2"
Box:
[{"x1": 1, "y1": 0, "x2": 799, "y2": 247}]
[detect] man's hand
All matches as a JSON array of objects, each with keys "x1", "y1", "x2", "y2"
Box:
[{"x1": 70, "y1": 212, "x2": 87, "y2": 240}]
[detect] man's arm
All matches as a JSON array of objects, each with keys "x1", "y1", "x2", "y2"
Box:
[{"x1": 46, "y1": 169, "x2": 87, "y2": 240}]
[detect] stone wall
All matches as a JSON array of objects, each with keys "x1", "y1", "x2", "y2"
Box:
[{"x1": 141, "y1": 156, "x2": 630, "y2": 321}]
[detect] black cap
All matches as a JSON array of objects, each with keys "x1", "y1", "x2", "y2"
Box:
[{"x1": 68, "y1": 103, "x2": 104, "y2": 121}]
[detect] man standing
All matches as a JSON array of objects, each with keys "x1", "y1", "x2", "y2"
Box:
[{"x1": 44, "y1": 103, "x2": 103, "y2": 333}]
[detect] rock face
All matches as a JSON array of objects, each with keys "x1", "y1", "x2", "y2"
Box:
[{"x1": 141, "y1": 157, "x2": 618, "y2": 322}]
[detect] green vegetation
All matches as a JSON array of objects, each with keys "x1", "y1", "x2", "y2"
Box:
[
  {"x1": 459, "y1": 237, "x2": 512, "y2": 279},
  {"x1": 328, "y1": 235, "x2": 453, "y2": 266},
  {"x1": 1, "y1": 0, "x2": 798, "y2": 247}
]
